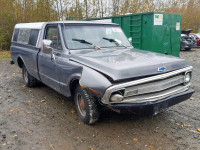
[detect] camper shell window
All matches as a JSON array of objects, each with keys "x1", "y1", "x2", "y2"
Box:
[
  {"x1": 28, "y1": 29, "x2": 39, "y2": 46},
  {"x1": 13, "y1": 29, "x2": 19, "y2": 42},
  {"x1": 17, "y1": 29, "x2": 31, "y2": 44},
  {"x1": 14, "y1": 28, "x2": 39, "y2": 47}
]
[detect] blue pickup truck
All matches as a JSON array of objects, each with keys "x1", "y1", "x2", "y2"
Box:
[{"x1": 10, "y1": 21, "x2": 194, "y2": 124}]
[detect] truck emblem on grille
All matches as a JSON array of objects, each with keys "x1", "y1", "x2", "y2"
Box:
[{"x1": 158, "y1": 67, "x2": 166, "y2": 72}]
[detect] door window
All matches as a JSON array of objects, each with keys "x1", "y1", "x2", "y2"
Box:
[{"x1": 45, "y1": 26, "x2": 62, "y2": 50}]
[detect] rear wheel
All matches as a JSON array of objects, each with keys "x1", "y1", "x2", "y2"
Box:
[
  {"x1": 74, "y1": 85, "x2": 100, "y2": 125},
  {"x1": 22, "y1": 64, "x2": 39, "y2": 87},
  {"x1": 185, "y1": 48, "x2": 191, "y2": 51}
]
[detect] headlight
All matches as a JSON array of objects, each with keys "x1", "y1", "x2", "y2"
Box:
[
  {"x1": 184, "y1": 72, "x2": 192, "y2": 84},
  {"x1": 110, "y1": 90, "x2": 124, "y2": 102},
  {"x1": 110, "y1": 94, "x2": 124, "y2": 102}
]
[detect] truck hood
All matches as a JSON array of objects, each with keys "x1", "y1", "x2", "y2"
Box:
[{"x1": 70, "y1": 48, "x2": 189, "y2": 81}]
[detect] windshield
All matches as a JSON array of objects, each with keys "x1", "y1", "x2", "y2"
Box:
[{"x1": 63, "y1": 25, "x2": 132, "y2": 50}]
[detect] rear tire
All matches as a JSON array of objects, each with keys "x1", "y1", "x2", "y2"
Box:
[
  {"x1": 185, "y1": 48, "x2": 191, "y2": 51},
  {"x1": 22, "y1": 64, "x2": 39, "y2": 87},
  {"x1": 74, "y1": 85, "x2": 100, "y2": 125}
]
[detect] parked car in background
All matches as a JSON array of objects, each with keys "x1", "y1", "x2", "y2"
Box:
[
  {"x1": 181, "y1": 29, "x2": 196, "y2": 51},
  {"x1": 190, "y1": 33, "x2": 200, "y2": 46},
  {"x1": 181, "y1": 34, "x2": 192, "y2": 51},
  {"x1": 10, "y1": 21, "x2": 194, "y2": 124}
]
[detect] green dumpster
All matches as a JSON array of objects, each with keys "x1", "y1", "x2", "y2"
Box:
[{"x1": 87, "y1": 12, "x2": 182, "y2": 57}]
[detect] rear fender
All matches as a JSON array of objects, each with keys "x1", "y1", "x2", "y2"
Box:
[{"x1": 17, "y1": 55, "x2": 26, "y2": 68}]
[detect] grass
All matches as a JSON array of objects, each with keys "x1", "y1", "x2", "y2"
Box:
[{"x1": 0, "y1": 51, "x2": 11, "y2": 59}]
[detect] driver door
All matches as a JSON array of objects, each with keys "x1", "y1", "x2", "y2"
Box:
[{"x1": 38, "y1": 24, "x2": 62, "y2": 92}]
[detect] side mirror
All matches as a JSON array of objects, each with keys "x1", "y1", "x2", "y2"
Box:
[
  {"x1": 128, "y1": 37, "x2": 132, "y2": 43},
  {"x1": 42, "y1": 39, "x2": 53, "y2": 54}
]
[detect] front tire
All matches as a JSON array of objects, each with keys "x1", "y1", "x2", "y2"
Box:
[
  {"x1": 74, "y1": 85, "x2": 100, "y2": 125},
  {"x1": 22, "y1": 64, "x2": 39, "y2": 87}
]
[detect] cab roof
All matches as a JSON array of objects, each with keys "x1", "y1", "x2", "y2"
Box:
[{"x1": 15, "y1": 21, "x2": 117, "y2": 29}]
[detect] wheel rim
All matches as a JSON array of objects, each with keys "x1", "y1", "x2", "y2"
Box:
[
  {"x1": 24, "y1": 68, "x2": 28, "y2": 83},
  {"x1": 76, "y1": 93, "x2": 86, "y2": 117}
]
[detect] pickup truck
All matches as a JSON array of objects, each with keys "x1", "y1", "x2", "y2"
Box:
[{"x1": 10, "y1": 21, "x2": 194, "y2": 124}]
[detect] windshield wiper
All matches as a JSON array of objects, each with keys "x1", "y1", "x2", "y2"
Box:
[
  {"x1": 102, "y1": 37, "x2": 127, "y2": 48},
  {"x1": 72, "y1": 38, "x2": 100, "y2": 50}
]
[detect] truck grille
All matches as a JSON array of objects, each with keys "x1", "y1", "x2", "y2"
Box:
[
  {"x1": 101, "y1": 66, "x2": 193, "y2": 104},
  {"x1": 124, "y1": 75, "x2": 184, "y2": 97},
  {"x1": 123, "y1": 74, "x2": 187, "y2": 103}
]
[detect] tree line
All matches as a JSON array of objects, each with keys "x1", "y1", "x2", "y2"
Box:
[{"x1": 0, "y1": 0, "x2": 199, "y2": 50}]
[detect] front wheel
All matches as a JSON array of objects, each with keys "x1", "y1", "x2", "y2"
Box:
[
  {"x1": 22, "y1": 64, "x2": 39, "y2": 87},
  {"x1": 74, "y1": 85, "x2": 100, "y2": 125}
]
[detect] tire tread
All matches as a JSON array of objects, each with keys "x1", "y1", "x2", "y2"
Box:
[
  {"x1": 75, "y1": 86, "x2": 100, "y2": 125},
  {"x1": 22, "y1": 65, "x2": 39, "y2": 87}
]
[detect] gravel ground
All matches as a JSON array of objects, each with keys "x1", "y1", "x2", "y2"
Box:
[{"x1": 0, "y1": 49, "x2": 200, "y2": 150}]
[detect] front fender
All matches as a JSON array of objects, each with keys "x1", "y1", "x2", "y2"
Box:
[{"x1": 79, "y1": 66, "x2": 112, "y2": 97}]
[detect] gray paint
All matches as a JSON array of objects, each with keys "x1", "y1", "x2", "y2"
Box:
[
  {"x1": 10, "y1": 42, "x2": 41, "y2": 80},
  {"x1": 70, "y1": 48, "x2": 189, "y2": 81},
  {"x1": 10, "y1": 21, "x2": 191, "y2": 100},
  {"x1": 79, "y1": 66, "x2": 112, "y2": 97}
]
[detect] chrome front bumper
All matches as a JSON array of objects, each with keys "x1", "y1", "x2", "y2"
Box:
[
  {"x1": 101, "y1": 66, "x2": 193, "y2": 104},
  {"x1": 105, "y1": 89, "x2": 194, "y2": 115}
]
